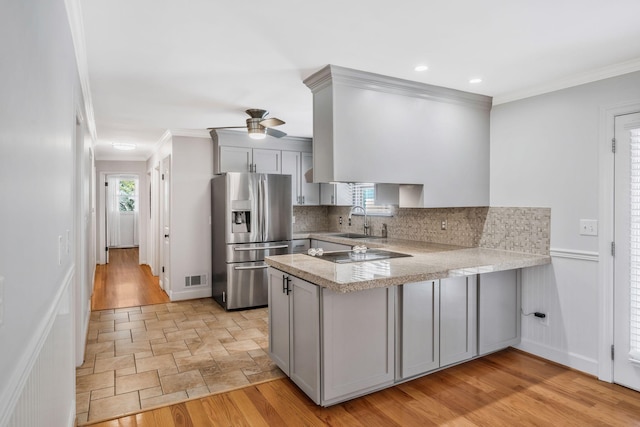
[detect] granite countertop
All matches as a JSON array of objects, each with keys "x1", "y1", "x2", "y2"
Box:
[{"x1": 265, "y1": 232, "x2": 551, "y2": 293}]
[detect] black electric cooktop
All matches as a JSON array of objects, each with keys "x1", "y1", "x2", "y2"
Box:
[{"x1": 308, "y1": 248, "x2": 412, "y2": 264}]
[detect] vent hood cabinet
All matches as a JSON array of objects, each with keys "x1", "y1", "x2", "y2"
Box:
[{"x1": 303, "y1": 65, "x2": 491, "y2": 208}]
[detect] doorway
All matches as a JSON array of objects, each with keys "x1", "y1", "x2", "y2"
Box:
[{"x1": 613, "y1": 111, "x2": 640, "y2": 391}]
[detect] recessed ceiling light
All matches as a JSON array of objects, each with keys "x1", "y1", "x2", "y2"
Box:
[
  {"x1": 112, "y1": 143, "x2": 136, "y2": 151},
  {"x1": 469, "y1": 78, "x2": 483, "y2": 84},
  {"x1": 414, "y1": 65, "x2": 429, "y2": 72}
]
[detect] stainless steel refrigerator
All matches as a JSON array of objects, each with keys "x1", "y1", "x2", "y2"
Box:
[{"x1": 211, "y1": 172, "x2": 292, "y2": 310}]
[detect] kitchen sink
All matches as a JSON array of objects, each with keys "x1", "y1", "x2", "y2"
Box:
[
  {"x1": 307, "y1": 248, "x2": 411, "y2": 263},
  {"x1": 330, "y1": 232, "x2": 385, "y2": 239}
]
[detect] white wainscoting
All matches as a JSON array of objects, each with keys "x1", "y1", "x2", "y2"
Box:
[
  {"x1": 516, "y1": 249, "x2": 600, "y2": 376},
  {"x1": 2, "y1": 268, "x2": 75, "y2": 427}
]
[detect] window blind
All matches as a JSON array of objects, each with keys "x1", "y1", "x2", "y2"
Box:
[{"x1": 630, "y1": 128, "x2": 640, "y2": 357}]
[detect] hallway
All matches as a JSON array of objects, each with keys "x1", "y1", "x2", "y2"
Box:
[{"x1": 91, "y1": 248, "x2": 169, "y2": 310}]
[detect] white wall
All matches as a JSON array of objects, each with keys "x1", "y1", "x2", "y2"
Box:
[
  {"x1": 490, "y1": 71, "x2": 640, "y2": 375},
  {"x1": 95, "y1": 160, "x2": 149, "y2": 264},
  {"x1": 169, "y1": 135, "x2": 214, "y2": 300},
  {"x1": 0, "y1": 0, "x2": 89, "y2": 424}
]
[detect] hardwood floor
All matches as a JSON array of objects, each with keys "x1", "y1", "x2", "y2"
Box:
[
  {"x1": 91, "y1": 248, "x2": 169, "y2": 310},
  {"x1": 86, "y1": 348, "x2": 640, "y2": 426}
]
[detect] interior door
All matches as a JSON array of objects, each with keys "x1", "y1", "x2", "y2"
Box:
[
  {"x1": 614, "y1": 112, "x2": 640, "y2": 391},
  {"x1": 162, "y1": 156, "x2": 171, "y2": 292}
]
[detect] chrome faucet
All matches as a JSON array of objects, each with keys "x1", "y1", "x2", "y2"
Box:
[{"x1": 348, "y1": 205, "x2": 369, "y2": 235}]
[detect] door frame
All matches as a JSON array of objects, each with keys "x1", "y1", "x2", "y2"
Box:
[
  {"x1": 98, "y1": 171, "x2": 144, "y2": 264},
  {"x1": 598, "y1": 100, "x2": 640, "y2": 382}
]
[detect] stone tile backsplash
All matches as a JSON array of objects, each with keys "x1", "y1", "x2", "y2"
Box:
[{"x1": 294, "y1": 205, "x2": 550, "y2": 256}]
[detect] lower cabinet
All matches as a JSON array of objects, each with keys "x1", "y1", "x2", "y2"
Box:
[
  {"x1": 268, "y1": 269, "x2": 320, "y2": 403},
  {"x1": 268, "y1": 267, "x2": 520, "y2": 406},
  {"x1": 322, "y1": 286, "x2": 395, "y2": 404},
  {"x1": 398, "y1": 276, "x2": 477, "y2": 380},
  {"x1": 478, "y1": 269, "x2": 521, "y2": 355}
]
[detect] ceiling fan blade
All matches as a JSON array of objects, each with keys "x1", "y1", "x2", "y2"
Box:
[
  {"x1": 260, "y1": 117, "x2": 285, "y2": 128},
  {"x1": 266, "y1": 127, "x2": 287, "y2": 138},
  {"x1": 207, "y1": 126, "x2": 246, "y2": 130}
]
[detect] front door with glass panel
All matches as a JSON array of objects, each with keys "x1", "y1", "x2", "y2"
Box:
[{"x1": 614, "y1": 112, "x2": 640, "y2": 391}]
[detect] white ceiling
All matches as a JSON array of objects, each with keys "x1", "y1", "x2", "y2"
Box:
[{"x1": 81, "y1": 0, "x2": 640, "y2": 161}]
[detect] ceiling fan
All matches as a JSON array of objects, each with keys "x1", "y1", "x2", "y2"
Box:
[{"x1": 208, "y1": 109, "x2": 287, "y2": 139}]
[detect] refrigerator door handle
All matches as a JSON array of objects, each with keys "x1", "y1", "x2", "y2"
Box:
[
  {"x1": 233, "y1": 265, "x2": 269, "y2": 271},
  {"x1": 233, "y1": 244, "x2": 289, "y2": 251}
]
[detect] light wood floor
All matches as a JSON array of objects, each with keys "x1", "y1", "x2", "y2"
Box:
[
  {"x1": 87, "y1": 348, "x2": 640, "y2": 426},
  {"x1": 92, "y1": 248, "x2": 169, "y2": 310}
]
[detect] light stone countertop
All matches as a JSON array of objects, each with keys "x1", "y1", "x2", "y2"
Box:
[{"x1": 266, "y1": 232, "x2": 551, "y2": 293}]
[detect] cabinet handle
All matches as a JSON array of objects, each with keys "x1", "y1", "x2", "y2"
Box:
[
  {"x1": 331, "y1": 195, "x2": 335, "y2": 204},
  {"x1": 285, "y1": 276, "x2": 291, "y2": 295},
  {"x1": 302, "y1": 195, "x2": 305, "y2": 204}
]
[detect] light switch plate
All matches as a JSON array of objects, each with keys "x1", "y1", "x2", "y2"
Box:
[
  {"x1": 0, "y1": 276, "x2": 4, "y2": 326},
  {"x1": 580, "y1": 219, "x2": 598, "y2": 236}
]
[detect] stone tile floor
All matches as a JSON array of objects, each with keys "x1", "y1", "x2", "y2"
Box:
[{"x1": 75, "y1": 298, "x2": 283, "y2": 424}]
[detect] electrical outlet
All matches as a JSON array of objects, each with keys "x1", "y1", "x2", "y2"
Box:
[
  {"x1": 292, "y1": 216, "x2": 296, "y2": 224},
  {"x1": 441, "y1": 219, "x2": 447, "y2": 230},
  {"x1": 579, "y1": 219, "x2": 598, "y2": 236},
  {"x1": 339, "y1": 216, "x2": 343, "y2": 225}
]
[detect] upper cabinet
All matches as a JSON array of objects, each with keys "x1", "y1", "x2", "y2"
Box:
[
  {"x1": 211, "y1": 129, "x2": 312, "y2": 175},
  {"x1": 282, "y1": 151, "x2": 320, "y2": 206},
  {"x1": 303, "y1": 65, "x2": 492, "y2": 208},
  {"x1": 219, "y1": 146, "x2": 281, "y2": 174}
]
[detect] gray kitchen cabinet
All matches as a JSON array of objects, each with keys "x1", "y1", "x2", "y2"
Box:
[
  {"x1": 267, "y1": 268, "x2": 320, "y2": 403},
  {"x1": 478, "y1": 269, "x2": 521, "y2": 356},
  {"x1": 219, "y1": 146, "x2": 281, "y2": 173},
  {"x1": 321, "y1": 286, "x2": 395, "y2": 405},
  {"x1": 282, "y1": 151, "x2": 319, "y2": 205},
  {"x1": 399, "y1": 276, "x2": 477, "y2": 380},
  {"x1": 291, "y1": 239, "x2": 311, "y2": 254},
  {"x1": 320, "y1": 183, "x2": 352, "y2": 206},
  {"x1": 310, "y1": 239, "x2": 351, "y2": 252},
  {"x1": 398, "y1": 280, "x2": 440, "y2": 379},
  {"x1": 439, "y1": 275, "x2": 477, "y2": 366}
]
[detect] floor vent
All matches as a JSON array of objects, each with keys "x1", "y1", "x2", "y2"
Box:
[{"x1": 185, "y1": 274, "x2": 207, "y2": 287}]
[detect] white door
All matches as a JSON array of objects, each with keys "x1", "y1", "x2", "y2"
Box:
[
  {"x1": 614, "y1": 112, "x2": 640, "y2": 391},
  {"x1": 161, "y1": 156, "x2": 171, "y2": 292}
]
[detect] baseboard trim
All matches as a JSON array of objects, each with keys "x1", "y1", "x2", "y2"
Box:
[
  {"x1": 515, "y1": 338, "x2": 598, "y2": 376},
  {"x1": 0, "y1": 266, "x2": 75, "y2": 427},
  {"x1": 549, "y1": 247, "x2": 599, "y2": 262},
  {"x1": 169, "y1": 287, "x2": 212, "y2": 301}
]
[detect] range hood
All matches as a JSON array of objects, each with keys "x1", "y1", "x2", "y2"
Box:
[{"x1": 303, "y1": 65, "x2": 492, "y2": 208}]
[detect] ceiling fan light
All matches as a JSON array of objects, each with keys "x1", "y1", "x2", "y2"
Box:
[{"x1": 248, "y1": 128, "x2": 266, "y2": 139}]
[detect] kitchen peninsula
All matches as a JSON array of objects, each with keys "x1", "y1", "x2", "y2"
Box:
[{"x1": 265, "y1": 233, "x2": 551, "y2": 406}]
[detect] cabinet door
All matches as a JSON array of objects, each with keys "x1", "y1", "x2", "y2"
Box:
[
  {"x1": 439, "y1": 276, "x2": 477, "y2": 366},
  {"x1": 253, "y1": 148, "x2": 281, "y2": 174},
  {"x1": 289, "y1": 277, "x2": 320, "y2": 404},
  {"x1": 399, "y1": 281, "x2": 439, "y2": 379},
  {"x1": 300, "y1": 152, "x2": 320, "y2": 205},
  {"x1": 320, "y1": 183, "x2": 352, "y2": 206},
  {"x1": 281, "y1": 151, "x2": 301, "y2": 205},
  {"x1": 267, "y1": 268, "x2": 290, "y2": 374},
  {"x1": 322, "y1": 286, "x2": 395, "y2": 404},
  {"x1": 219, "y1": 146, "x2": 251, "y2": 172},
  {"x1": 478, "y1": 269, "x2": 520, "y2": 355}
]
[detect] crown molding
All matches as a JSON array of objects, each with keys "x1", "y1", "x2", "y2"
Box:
[
  {"x1": 493, "y1": 57, "x2": 640, "y2": 105},
  {"x1": 169, "y1": 128, "x2": 211, "y2": 138},
  {"x1": 64, "y1": 0, "x2": 97, "y2": 142},
  {"x1": 304, "y1": 64, "x2": 493, "y2": 110}
]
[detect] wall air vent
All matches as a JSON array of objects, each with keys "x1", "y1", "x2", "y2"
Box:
[{"x1": 185, "y1": 274, "x2": 207, "y2": 287}]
